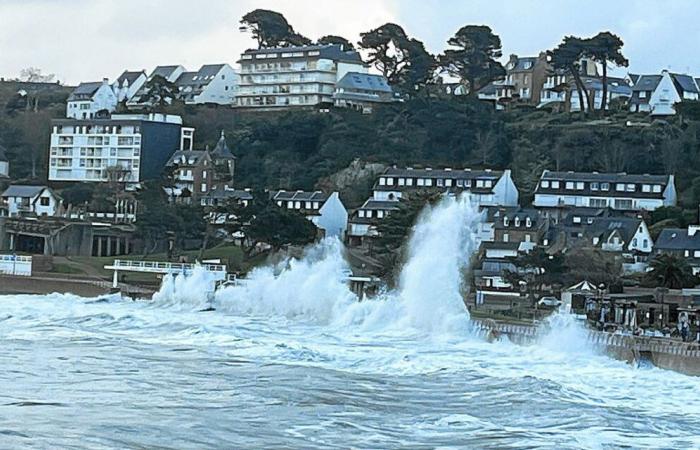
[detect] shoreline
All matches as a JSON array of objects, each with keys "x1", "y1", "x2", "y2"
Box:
[{"x1": 0, "y1": 274, "x2": 156, "y2": 298}]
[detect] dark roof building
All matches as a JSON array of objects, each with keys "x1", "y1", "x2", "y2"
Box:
[
  {"x1": 333, "y1": 72, "x2": 396, "y2": 112},
  {"x1": 655, "y1": 227, "x2": 700, "y2": 273}
]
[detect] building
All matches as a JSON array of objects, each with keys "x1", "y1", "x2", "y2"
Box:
[
  {"x1": 200, "y1": 187, "x2": 253, "y2": 208},
  {"x1": 113, "y1": 70, "x2": 147, "y2": 103},
  {"x1": 569, "y1": 76, "x2": 632, "y2": 112},
  {"x1": 66, "y1": 79, "x2": 118, "y2": 119},
  {"x1": 490, "y1": 207, "x2": 548, "y2": 253},
  {"x1": 0, "y1": 143, "x2": 8, "y2": 179},
  {"x1": 165, "y1": 131, "x2": 236, "y2": 202},
  {"x1": 372, "y1": 167, "x2": 519, "y2": 207},
  {"x1": 48, "y1": 113, "x2": 190, "y2": 184},
  {"x1": 235, "y1": 44, "x2": 366, "y2": 109},
  {"x1": 127, "y1": 65, "x2": 186, "y2": 106},
  {"x1": 539, "y1": 70, "x2": 568, "y2": 108},
  {"x1": 655, "y1": 225, "x2": 700, "y2": 275},
  {"x1": 533, "y1": 171, "x2": 676, "y2": 213},
  {"x1": 346, "y1": 199, "x2": 401, "y2": 247},
  {"x1": 174, "y1": 64, "x2": 238, "y2": 105},
  {"x1": 477, "y1": 81, "x2": 515, "y2": 109},
  {"x1": 333, "y1": 72, "x2": 396, "y2": 112},
  {"x1": 1, "y1": 185, "x2": 61, "y2": 217},
  {"x1": 629, "y1": 70, "x2": 700, "y2": 115},
  {"x1": 271, "y1": 190, "x2": 348, "y2": 238},
  {"x1": 478, "y1": 53, "x2": 548, "y2": 108}
]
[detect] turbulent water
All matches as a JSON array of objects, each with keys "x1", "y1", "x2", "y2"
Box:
[{"x1": 2, "y1": 195, "x2": 700, "y2": 449}]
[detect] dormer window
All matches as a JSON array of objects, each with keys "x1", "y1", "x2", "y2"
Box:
[
  {"x1": 514, "y1": 217, "x2": 521, "y2": 227},
  {"x1": 566, "y1": 182, "x2": 574, "y2": 190},
  {"x1": 526, "y1": 217, "x2": 532, "y2": 228},
  {"x1": 541, "y1": 180, "x2": 550, "y2": 188},
  {"x1": 503, "y1": 217, "x2": 509, "y2": 227},
  {"x1": 551, "y1": 181, "x2": 560, "y2": 189}
]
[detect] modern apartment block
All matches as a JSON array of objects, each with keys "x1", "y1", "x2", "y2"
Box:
[
  {"x1": 48, "y1": 113, "x2": 191, "y2": 184},
  {"x1": 533, "y1": 170, "x2": 676, "y2": 212},
  {"x1": 235, "y1": 44, "x2": 366, "y2": 109}
]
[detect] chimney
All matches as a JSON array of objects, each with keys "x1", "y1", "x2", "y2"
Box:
[{"x1": 102, "y1": 77, "x2": 109, "y2": 85}]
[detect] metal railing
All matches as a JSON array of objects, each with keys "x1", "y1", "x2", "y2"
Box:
[{"x1": 110, "y1": 259, "x2": 226, "y2": 274}]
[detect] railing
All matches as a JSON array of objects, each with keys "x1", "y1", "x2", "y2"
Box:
[
  {"x1": 0, "y1": 254, "x2": 32, "y2": 276},
  {"x1": 109, "y1": 259, "x2": 226, "y2": 274}
]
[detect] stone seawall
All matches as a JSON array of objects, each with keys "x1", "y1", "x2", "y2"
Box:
[{"x1": 471, "y1": 319, "x2": 700, "y2": 376}]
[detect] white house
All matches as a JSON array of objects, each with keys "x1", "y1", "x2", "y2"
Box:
[
  {"x1": 1, "y1": 185, "x2": 61, "y2": 217},
  {"x1": 533, "y1": 171, "x2": 676, "y2": 212},
  {"x1": 236, "y1": 44, "x2": 367, "y2": 109},
  {"x1": 655, "y1": 225, "x2": 700, "y2": 275},
  {"x1": 271, "y1": 190, "x2": 348, "y2": 238},
  {"x1": 569, "y1": 76, "x2": 632, "y2": 112},
  {"x1": 629, "y1": 70, "x2": 700, "y2": 115},
  {"x1": 0, "y1": 143, "x2": 8, "y2": 179},
  {"x1": 113, "y1": 70, "x2": 147, "y2": 103},
  {"x1": 66, "y1": 79, "x2": 118, "y2": 119},
  {"x1": 127, "y1": 65, "x2": 187, "y2": 106},
  {"x1": 372, "y1": 167, "x2": 519, "y2": 207},
  {"x1": 174, "y1": 64, "x2": 238, "y2": 105}
]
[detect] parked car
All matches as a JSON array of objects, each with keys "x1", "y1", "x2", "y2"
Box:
[{"x1": 537, "y1": 296, "x2": 562, "y2": 307}]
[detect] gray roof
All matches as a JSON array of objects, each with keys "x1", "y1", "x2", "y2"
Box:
[
  {"x1": 578, "y1": 76, "x2": 631, "y2": 96},
  {"x1": 383, "y1": 167, "x2": 503, "y2": 181},
  {"x1": 210, "y1": 131, "x2": 235, "y2": 160},
  {"x1": 336, "y1": 72, "x2": 392, "y2": 93},
  {"x1": 241, "y1": 44, "x2": 363, "y2": 64},
  {"x1": 165, "y1": 150, "x2": 208, "y2": 167},
  {"x1": 631, "y1": 75, "x2": 662, "y2": 92},
  {"x1": 508, "y1": 56, "x2": 538, "y2": 72},
  {"x1": 203, "y1": 187, "x2": 253, "y2": 201},
  {"x1": 656, "y1": 228, "x2": 700, "y2": 251},
  {"x1": 671, "y1": 73, "x2": 699, "y2": 94},
  {"x1": 359, "y1": 199, "x2": 401, "y2": 210},
  {"x1": 0, "y1": 143, "x2": 7, "y2": 162},
  {"x1": 175, "y1": 65, "x2": 226, "y2": 91},
  {"x1": 490, "y1": 207, "x2": 544, "y2": 230},
  {"x1": 151, "y1": 65, "x2": 181, "y2": 79},
  {"x1": 116, "y1": 70, "x2": 145, "y2": 86},
  {"x1": 68, "y1": 82, "x2": 102, "y2": 101},
  {"x1": 536, "y1": 171, "x2": 671, "y2": 199},
  {"x1": 539, "y1": 170, "x2": 669, "y2": 185},
  {"x1": 628, "y1": 74, "x2": 641, "y2": 85},
  {"x1": 271, "y1": 190, "x2": 328, "y2": 202},
  {"x1": 1, "y1": 185, "x2": 48, "y2": 198}
]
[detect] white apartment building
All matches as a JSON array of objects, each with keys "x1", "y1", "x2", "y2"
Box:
[
  {"x1": 48, "y1": 113, "x2": 189, "y2": 184},
  {"x1": 533, "y1": 170, "x2": 676, "y2": 212},
  {"x1": 66, "y1": 79, "x2": 118, "y2": 119},
  {"x1": 235, "y1": 44, "x2": 366, "y2": 109}
]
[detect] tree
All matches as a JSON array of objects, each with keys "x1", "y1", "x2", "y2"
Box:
[
  {"x1": 645, "y1": 254, "x2": 698, "y2": 289},
  {"x1": 19, "y1": 67, "x2": 55, "y2": 83},
  {"x1": 239, "y1": 9, "x2": 310, "y2": 48},
  {"x1": 139, "y1": 75, "x2": 180, "y2": 111},
  {"x1": 585, "y1": 32, "x2": 628, "y2": 113},
  {"x1": 134, "y1": 181, "x2": 182, "y2": 255},
  {"x1": 438, "y1": 25, "x2": 506, "y2": 96},
  {"x1": 317, "y1": 35, "x2": 354, "y2": 50},
  {"x1": 229, "y1": 192, "x2": 316, "y2": 256},
  {"x1": 503, "y1": 248, "x2": 566, "y2": 304},
  {"x1": 548, "y1": 36, "x2": 590, "y2": 116}
]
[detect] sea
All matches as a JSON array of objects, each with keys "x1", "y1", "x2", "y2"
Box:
[{"x1": 1, "y1": 195, "x2": 699, "y2": 449}]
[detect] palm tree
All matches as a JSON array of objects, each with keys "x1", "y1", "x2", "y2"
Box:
[{"x1": 646, "y1": 254, "x2": 696, "y2": 289}]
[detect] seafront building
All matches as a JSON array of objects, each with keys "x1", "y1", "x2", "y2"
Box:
[
  {"x1": 270, "y1": 190, "x2": 348, "y2": 238},
  {"x1": 235, "y1": 44, "x2": 366, "y2": 109},
  {"x1": 48, "y1": 113, "x2": 193, "y2": 184}
]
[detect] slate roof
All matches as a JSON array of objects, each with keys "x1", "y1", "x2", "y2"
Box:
[
  {"x1": 202, "y1": 187, "x2": 253, "y2": 201},
  {"x1": 336, "y1": 72, "x2": 392, "y2": 93},
  {"x1": 631, "y1": 75, "x2": 662, "y2": 92},
  {"x1": 151, "y1": 65, "x2": 182, "y2": 80},
  {"x1": 358, "y1": 199, "x2": 401, "y2": 210},
  {"x1": 241, "y1": 44, "x2": 363, "y2": 64},
  {"x1": 165, "y1": 150, "x2": 208, "y2": 167},
  {"x1": 577, "y1": 76, "x2": 631, "y2": 96},
  {"x1": 270, "y1": 190, "x2": 328, "y2": 202},
  {"x1": 670, "y1": 73, "x2": 699, "y2": 94},
  {"x1": 1, "y1": 185, "x2": 48, "y2": 198},
  {"x1": 68, "y1": 82, "x2": 102, "y2": 101},
  {"x1": 536, "y1": 171, "x2": 671, "y2": 199},
  {"x1": 655, "y1": 228, "x2": 700, "y2": 251},
  {"x1": 490, "y1": 207, "x2": 544, "y2": 230},
  {"x1": 383, "y1": 167, "x2": 503, "y2": 181},
  {"x1": 116, "y1": 70, "x2": 145, "y2": 86},
  {"x1": 174, "y1": 64, "x2": 226, "y2": 96},
  {"x1": 628, "y1": 74, "x2": 641, "y2": 85},
  {"x1": 210, "y1": 131, "x2": 235, "y2": 160},
  {"x1": 508, "y1": 56, "x2": 538, "y2": 72}
]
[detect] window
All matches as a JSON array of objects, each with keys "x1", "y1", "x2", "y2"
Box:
[
  {"x1": 642, "y1": 184, "x2": 651, "y2": 193},
  {"x1": 551, "y1": 181, "x2": 560, "y2": 189},
  {"x1": 305, "y1": 201, "x2": 312, "y2": 209},
  {"x1": 573, "y1": 216, "x2": 582, "y2": 224},
  {"x1": 398, "y1": 178, "x2": 405, "y2": 186},
  {"x1": 379, "y1": 177, "x2": 386, "y2": 186},
  {"x1": 313, "y1": 202, "x2": 319, "y2": 209},
  {"x1": 484, "y1": 180, "x2": 492, "y2": 188},
  {"x1": 287, "y1": 201, "x2": 293, "y2": 209},
  {"x1": 294, "y1": 201, "x2": 301, "y2": 209},
  {"x1": 626, "y1": 184, "x2": 635, "y2": 192},
  {"x1": 417, "y1": 178, "x2": 425, "y2": 186},
  {"x1": 366, "y1": 210, "x2": 373, "y2": 218},
  {"x1": 201, "y1": 183, "x2": 207, "y2": 192},
  {"x1": 386, "y1": 177, "x2": 394, "y2": 186},
  {"x1": 503, "y1": 217, "x2": 509, "y2": 227},
  {"x1": 643, "y1": 239, "x2": 648, "y2": 249},
  {"x1": 639, "y1": 91, "x2": 647, "y2": 99},
  {"x1": 202, "y1": 170, "x2": 207, "y2": 179},
  {"x1": 685, "y1": 250, "x2": 690, "y2": 257},
  {"x1": 503, "y1": 233, "x2": 509, "y2": 243},
  {"x1": 359, "y1": 210, "x2": 365, "y2": 218},
  {"x1": 695, "y1": 251, "x2": 700, "y2": 258},
  {"x1": 425, "y1": 179, "x2": 433, "y2": 187},
  {"x1": 591, "y1": 182, "x2": 599, "y2": 191},
  {"x1": 526, "y1": 217, "x2": 532, "y2": 228},
  {"x1": 476, "y1": 180, "x2": 485, "y2": 188},
  {"x1": 601, "y1": 183, "x2": 610, "y2": 191},
  {"x1": 457, "y1": 179, "x2": 464, "y2": 187},
  {"x1": 377, "y1": 210, "x2": 384, "y2": 218},
  {"x1": 616, "y1": 183, "x2": 625, "y2": 192},
  {"x1": 541, "y1": 180, "x2": 550, "y2": 188},
  {"x1": 576, "y1": 182, "x2": 584, "y2": 190},
  {"x1": 566, "y1": 182, "x2": 574, "y2": 190},
  {"x1": 445, "y1": 179, "x2": 453, "y2": 187},
  {"x1": 437, "y1": 178, "x2": 444, "y2": 187},
  {"x1": 406, "y1": 178, "x2": 414, "y2": 186},
  {"x1": 590, "y1": 198, "x2": 607, "y2": 208},
  {"x1": 614, "y1": 199, "x2": 634, "y2": 210},
  {"x1": 653, "y1": 185, "x2": 662, "y2": 193},
  {"x1": 632, "y1": 238, "x2": 638, "y2": 246},
  {"x1": 40, "y1": 197, "x2": 50, "y2": 206},
  {"x1": 514, "y1": 217, "x2": 520, "y2": 227}
]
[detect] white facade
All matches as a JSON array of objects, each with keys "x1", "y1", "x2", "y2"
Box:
[
  {"x1": 0, "y1": 255, "x2": 32, "y2": 276},
  {"x1": 48, "y1": 113, "x2": 184, "y2": 183},
  {"x1": 649, "y1": 72, "x2": 688, "y2": 116},
  {"x1": 66, "y1": 80, "x2": 118, "y2": 119},
  {"x1": 312, "y1": 192, "x2": 348, "y2": 238},
  {"x1": 2, "y1": 186, "x2": 60, "y2": 217},
  {"x1": 236, "y1": 44, "x2": 366, "y2": 109},
  {"x1": 0, "y1": 160, "x2": 8, "y2": 178},
  {"x1": 177, "y1": 64, "x2": 238, "y2": 105}
]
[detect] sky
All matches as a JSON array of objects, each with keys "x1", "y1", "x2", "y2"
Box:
[{"x1": 1, "y1": 0, "x2": 699, "y2": 84}]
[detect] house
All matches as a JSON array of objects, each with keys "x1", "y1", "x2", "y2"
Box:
[
  {"x1": 1, "y1": 185, "x2": 61, "y2": 217},
  {"x1": 271, "y1": 190, "x2": 348, "y2": 238},
  {"x1": 569, "y1": 76, "x2": 632, "y2": 112},
  {"x1": 113, "y1": 70, "x2": 147, "y2": 103},
  {"x1": 533, "y1": 170, "x2": 676, "y2": 214},
  {"x1": 126, "y1": 65, "x2": 186, "y2": 106},
  {"x1": 66, "y1": 79, "x2": 118, "y2": 119},
  {"x1": 655, "y1": 225, "x2": 700, "y2": 275},
  {"x1": 538, "y1": 70, "x2": 568, "y2": 108},
  {"x1": 489, "y1": 207, "x2": 548, "y2": 253},
  {"x1": 477, "y1": 81, "x2": 515, "y2": 109},
  {"x1": 478, "y1": 53, "x2": 548, "y2": 108},
  {"x1": 333, "y1": 72, "x2": 396, "y2": 112},
  {"x1": 174, "y1": 64, "x2": 238, "y2": 105},
  {"x1": 200, "y1": 186, "x2": 253, "y2": 208},
  {"x1": 372, "y1": 167, "x2": 519, "y2": 207},
  {"x1": 0, "y1": 143, "x2": 8, "y2": 179},
  {"x1": 165, "y1": 131, "x2": 236, "y2": 203},
  {"x1": 48, "y1": 113, "x2": 192, "y2": 184},
  {"x1": 235, "y1": 44, "x2": 366, "y2": 109},
  {"x1": 346, "y1": 199, "x2": 401, "y2": 247},
  {"x1": 629, "y1": 70, "x2": 700, "y2": 115}
]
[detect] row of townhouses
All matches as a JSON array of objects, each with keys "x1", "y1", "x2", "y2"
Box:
[
  {"x1": 66, "y1": 44, "x2": 399, "y2": 119},
  {"x1": 477, "y1": 52, "x2": 699, "y2": 116}
]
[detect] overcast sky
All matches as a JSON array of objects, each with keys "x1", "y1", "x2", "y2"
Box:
[{"x1": 1, "y1": 0, "x2": 698, "y2": 84}]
